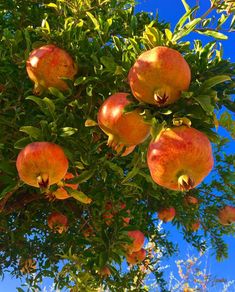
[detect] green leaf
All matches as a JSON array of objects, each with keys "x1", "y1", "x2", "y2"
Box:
[
  {"x1": 105, "y1": 161, "x2": 124, "y2": 177},
  {"x1": 219, "y1": 112, "x2": 235, "y2": 138},
  {"x1": 20, "y1": 126, "x2": 43, "y2": 140},
  {"x1": 174, "y1": 6, "x2": 199, "y2": 31},
  {"x1": 0, "y1": 161, "x2": 16, "y2": 176},
  {"x1": 200, "y1": 75, "x2": 231, "y2": 91},
  {"x1": 193, "y1": 95, "x2": 214, "y2": 113},
  {"x1": 195, "y1": 29, "x2": 228, "y2": 40},
  {"x1": 67, "y1": 189, "x2": 92, "y2": 204},
  {"x1": 68, "y1": 169, "x2": 95, "y2": 184},
  {"x1": 60, "y1": 127, "x2": 78, "y2": 137},
  {"x1": 121, "y1": 167, "x2": 139, "y2": 184},
  {"x1": 86, "y1": 12, "x2": 100, "y2": 30},
  {"x1": 43, "y1": 97, "x2": 55, "y2": 117},
  {"x1": 14, "y1": 137, "x2": 32, "y2": 149},
  {"x1": 172, "y1": 18, "x2": 201, "y2": 42},
  {"x1": 181, "y1": 0, "x2": 191, "y2": 12},
  {"x1": 26, "y1": 95, "x2": 56, "y2": 117},
  {"x1": 48, "y1": 87, "x2": 65, "y2": 99}
]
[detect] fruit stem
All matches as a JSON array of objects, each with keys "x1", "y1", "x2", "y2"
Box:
[{"x1": 178, "y1": 174, "x2": 195, "y2": 191}]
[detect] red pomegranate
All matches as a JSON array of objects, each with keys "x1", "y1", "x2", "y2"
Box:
[
  {"x1": 158, "y1": 207, "x2": 176, "y2": 222},
  {"x1": 47, "y1": 212, "x2": 68, "y2": 234},
  {"x1": 147, "y1": 126, "x2": 214, "y2": 191},
  {"x1": 16, "y1": 142, "x2": 68, "y2": 189},
  {"x1": 97, "y1": 93, "x2": 150, "y2": 153},
  {"x1": 218, "y1": 205, "x2": 235, "y2": 225},
  {"x1": 126, "y1": 230, "x2": 145, "y2": 253},
  {"x1": 126, "y1": 248, "x2": 146, "y2": 265},
  {"x1": 128, "y1": 46, "x2": 191, "y2": 106},
  {"x1": 26, "y1": 44, "x2": 77, "y2": 94}
]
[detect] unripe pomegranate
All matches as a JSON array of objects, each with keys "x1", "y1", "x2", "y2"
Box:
[
  {"x1": 147, "y1": 126, "x2": 213, "y2": 191},
  {"x1": 126, "y1": 230, "x2": 145, "y2": 253},
  {"x1": 16, "y1": 142, "x2": 68, "y2": 189},
  {"x1": 218, "y1": 205, "x2": 235, "y2": 225},
  {"x1": 128, "y1": 46, "x2": 191, "y2": 106},
  {"x1": 126, "y1": 248, "x2": 146, "y2": 265},
  {"x1": 53, "y1": 172, "x2": 78, "y2": 200},
  {"x1": 97, "y1": 93, "x2": 150, "y2": 153},
  {"x1": 47, "y1": 212, "x2": 68, "y2": 234},
  {"x1": 26, "y1": 44, "x2": 77, "y2": 94},
  {"x1": 158, "y1": 207, "x2": 176, "y2": 222}
]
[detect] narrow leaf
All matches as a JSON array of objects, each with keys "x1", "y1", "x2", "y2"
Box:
[{"x1": 195, "y1": 29, "x2": 228, "y2": 40}]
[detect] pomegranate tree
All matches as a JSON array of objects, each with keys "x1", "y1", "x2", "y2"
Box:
[
  {"x1": 128, "y1": 46, "x2": 191, "y2": 106},
  {"x1": 16, "y1": 142, "x2": 68, "y2": 189},
  {"x1": 97, "y1": 92, "x2": 150, "y2": 154},
  {"x1": 26, "y1": 44, "x2": 77, "y2": 94},
  {"x1": 147, "y1": 126, "x2": 214, "y2": 191}
]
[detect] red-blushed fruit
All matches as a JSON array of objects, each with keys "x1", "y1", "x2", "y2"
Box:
[
  {"x1": 97, "y1": 92, "x2": 150, "y2": 154},
  {"x1": 47, "y1": 212, "x2": 68, "y2": 234},
  {"x1": 147, "y1": 126, "x2": 214, "y2": 191},
  {"x1": 187, "y1": 220, "x2": 200, "y2": 232},
  {"x1": 158, "y1": 207, "x2": 176, "y2": 222},
  {"x1": 82, "y1": 226, "x2": 94, "y2": 238},
  {"x1": 218, "y1": 205, "x2": 235, "y2": 225},
  {"x1": 128, "y1": 46, "x2": 191, "y2": 106},
  {"x1": 99, "y1": 266, "x2": 111, "y2": 277},
  {"x1": 53, "y1": 172, "x2": 78, "y2": 200},
  {"x1": 126, "y1": 230, "x2": 145, "y2": 253},
  {"x1": 26, "y1": 44, "x2": 77, "y2": 95},
  {"x1": 126, "y1": 248, "x2": 146, "y2": 265},
  {"x1": 184, "y1": 195, "x2": 199, "y2": 206},
  {"x1": 16, "y1": 142, "x2": 69, "y2": 189}
]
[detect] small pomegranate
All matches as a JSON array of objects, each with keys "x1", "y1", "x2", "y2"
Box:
[
  {"x1": 189, "y1": 220, "x2": 200, "y2": 232},
  {"x1": 19, "y1": 258, "x2": 36, "y2": 274},
  {"x1": 218, "y1": 205, "x2": 235, "y2": 225},
  {"x1": 53, "y1": 172, "x2": 78, "y2": 200},
  {"x1": 126, "y1": 230, "x2": 145, "y2": 253},
  {"x1": 26, "y1": 44, "x2": 77, "y2": 94},
  {"x1": 97, "y1": 93, "x2": 150, "y2": 153},
  {"x1": 126, "y1": 248, "x2": 146, "y2": 265},
  {"x1": 184, "y1": 195, "x2": 199, "y2": 207},
  {"x1": 147, "y1": 126, "x2": 213, "y2": 191},
  {"x1": 128, "y1": 46, "x2": 191, "y2": 106},
  {"x1": 158, "y1": 207, "x2": 176, "y2": 222},
  {"x1": 99, "y1": 266, "x2": 111, "y2": 277},
  {"x1": 16, "y1": 142, "x2": 68, "y2": 189},
  {"x1": 47, "y1": 212, "x2": 68, "y2": 234}
]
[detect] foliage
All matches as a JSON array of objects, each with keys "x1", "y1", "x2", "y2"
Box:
[{"x1": 0, "y1": 0, "x2": 235, "y2": 291}]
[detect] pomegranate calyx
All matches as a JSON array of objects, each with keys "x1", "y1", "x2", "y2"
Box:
[
  {"x1": 153, "y1": 90, "x2": 169, "y2": 105},
  {"x1": 37, "y1": 173, "x2": 49, "y2": 190},
  {"x1": 178, "y1": 174, "x2": 195, "y2": 191}
]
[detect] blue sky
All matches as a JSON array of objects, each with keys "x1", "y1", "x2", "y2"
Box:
[{"x1": 1, "y1": 0, "x2": 235, "y2": 291}]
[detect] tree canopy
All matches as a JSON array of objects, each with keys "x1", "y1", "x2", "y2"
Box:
[{"x1": 0, "y1": 0, "x2": 235, "y2": 291}]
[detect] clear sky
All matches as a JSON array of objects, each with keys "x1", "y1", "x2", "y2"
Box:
[{"x1": 1, "y1": 1, "x2": 235, "y2": 291}]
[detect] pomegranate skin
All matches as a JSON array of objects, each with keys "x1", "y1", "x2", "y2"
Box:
[
  {"x1": 26, "y1": 44, "x2": 77, "y2": 94},
  {"x1": 16, "y1": 142, "x2": 69, "y2": 188},
  {"x1": 47, "y1": 212, "x2": 68, "y2": 234},
  {"x1": 218, "y1": 205, "x2": 235, "y2": 225},
  {"x1": 147, "y1": 126, "x2": 214, "y2": 191},
  {"x1": 128, "y1": 46, "x2": 191, "y2": 106},
  {"x1": 97, "y1": 93, "x2": 150, "y2": 151}
]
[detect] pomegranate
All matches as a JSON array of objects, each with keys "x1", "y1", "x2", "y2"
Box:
[
  {"x1": 126, "y1": 230, "x2": 145, "y2": 253},
  {"x1": 26, "y1": 44, "x2": 77, "y2": 94},
  {"x1": 47, "y1": 212, "x2": 68, "y2": 234},
  {"x1": 99, "y1": 266, "x2": 111, "y2": 277},
  {"x1": 102, "y1": 201, "x2": 130, "y2": 225},
  {"x1": 218, "y1": 205, "x2": 235, "y2": 225},
  {"x1": 158, "y1": 207, "x2": 176, "y2": 222},
  {"x1": 184, "y1": 195, "x2": 199, "y2": 207},
  {"x1": 97, "y1": 93, "x2": 150, "y2": 153},
  {"x1": 128, "y1": 46, "x2": 191, "y2": 106},
  {"x1": 53, "y1": 172, "x2": 78, "y2": 200},
  {"x1": 16, "y1": 142, "x2": 68, "y2": 189},
  {"x1": 188, "y1": 220, "x2": 200, "y2": 232},
  {"x1": 19, "y1": 258, "x2": 36, "y2": 274},
  {"x1": 147, "y1": 126, "x2": 214, "y2": 191},
  {"x1": 126, "y1": 248, "x2": 146, "y2": 265}
]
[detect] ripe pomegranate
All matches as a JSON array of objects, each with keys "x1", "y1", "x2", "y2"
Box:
[
  {"x1": 158, "y1": 207, "x2": 176, "y2": 222},
  {"x1": 47, "y1": 212, "x2": 68, "y2": 234},
  {"x1": 218, "y1": 205, "x2": 235, "y2": 225},
  {"x1": 187, "y1": 220, "x2": 200, "y2": 232},
  {"x1": 126, "y1": 230, "x2": 145, "y2": 253},
  {"x1": 53, "y1": 172, "x2": 78, "y2": 200},
  {"x1": 99, "y1": 266, "x2": 111, "y2": 277},
  {"x1": 147, "y1": 126, "x2": 214, "y2": 191},
  {"x1": 126, "y1": 248, "x2": 146, "y2": 265},
  {"x1": 128, "y1": 46, "x2": 191, "y2": 106},
  {"x1": 16, "y1": 142, "x2": 68, "y2": 189},
  {"x1": 97, "y1": 93, "x2": 150, "y2": 153},
  {"x1": 184, "y1": 195, "x2": 199, "y2": 207},
  {"x1": 26, "y1": 44, "x2": 77, "y2": 94}
]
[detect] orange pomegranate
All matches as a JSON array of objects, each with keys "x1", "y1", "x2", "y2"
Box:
[
  {"x1": 53, "y1": 172, "x2": 78, "y2": 200},
  {"x1": 188, "y1": 220, "x2": 200, "y2": 232},
  {"x1": 97, "y1": 93, "x2": 150, "y2": 153},
  {"x1": 47, "y1": 212, "x2": 68, "y2": 234},
  {"x1": 126, "y1": 230, "x2": 145, "y2": 253},
  {"x1": 126, "y1": 248, "x2": 146, "y2": 265},
  {"x1": 26, "y1": 44, "x2": 77, "y2": 94},
  {"x1": 158, "y1": 207, "x2": 176, "y2": 222},
  {"x1": 128, "y1": 46, "x2": 191, "y2": 106},
  {"x1": 147, "y1": 126, "x2": 213, "y2": 191},
  {"x1": 218, "y1": 205, "x2": 235, "y2": 225},
  {"x1": 16, "y1": 142, "x2": 68, "y2": 189},
  {"x1": 184, "y1": 195, "x2": 199, "y2": 207}
]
